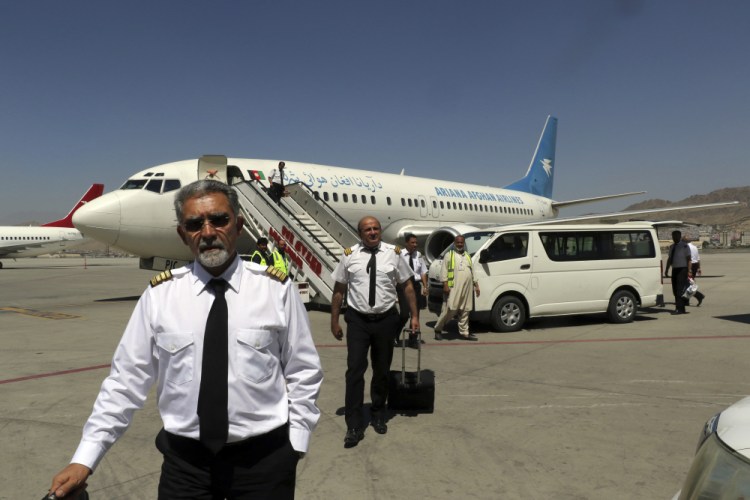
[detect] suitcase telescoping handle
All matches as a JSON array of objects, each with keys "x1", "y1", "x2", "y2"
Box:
[{"x1": 398, "y1": 328, "x2": 422, "y2": 385}]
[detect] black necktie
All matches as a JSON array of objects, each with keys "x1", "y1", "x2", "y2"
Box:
[
  {"x1": 198, "y1": 279, "x2": 228, "y2": 454},
  {"x1": 366, "y1": 247, "x2": 378, "y2": 307},
  {"x1": 409, "y1": 253, "x2": 414, "y2": 272}
]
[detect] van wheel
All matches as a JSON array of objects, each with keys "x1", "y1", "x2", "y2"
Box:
[
  {"x1": 490, "y1": 296, "x2": 526, "y2": 332},
  {"x1": 608, "y1": 290, "x2": 636, "y2": 323}
]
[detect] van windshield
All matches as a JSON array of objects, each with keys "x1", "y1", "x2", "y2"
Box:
[{"x1": 439, "y1": 231, "x2": 495, "y2": 258}]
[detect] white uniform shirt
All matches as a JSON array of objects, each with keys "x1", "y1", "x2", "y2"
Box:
[
  {"x1": 331, "y1": 242, "x2": 412, "y2": 314},
  {"x1": 400, "y1": 248, "x2": 428, "y2": 281},
  {"x1": 268, "y1": 168, "x2": 283, "y2": 185},
  {"x1": 688, "y1": 242, "x2": 700, "y2": 264},
  {"x1": 71, "y1": 256, "x2": 323, "y2": 470}
]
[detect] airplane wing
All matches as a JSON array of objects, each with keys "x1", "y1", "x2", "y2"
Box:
[
  {"x1": 530, "y1": 201, "x2": 741, "y2": 225},
  {"x1": 0, "y1": 241, "x2": 48, "y2": 256},
  {"x1": 551, "y1": 191, "x2": 646, "y2": 211}
]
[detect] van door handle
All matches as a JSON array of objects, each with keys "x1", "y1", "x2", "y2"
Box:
[{"x1": 520, "y1": 264, "x2": 530, "y2": 270}]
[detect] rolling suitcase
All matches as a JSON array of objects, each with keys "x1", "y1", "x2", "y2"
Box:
[{"x1": 387, "y1": 329, "x2": 435, "y2": 413}]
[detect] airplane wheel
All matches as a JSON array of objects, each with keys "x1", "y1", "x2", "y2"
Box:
[
  {"x1": 490, "y1": 296, "x2": 526, "y2": 332},
  {"x1": 608, "y1": 290, "x2": 636, "y2": 323}
]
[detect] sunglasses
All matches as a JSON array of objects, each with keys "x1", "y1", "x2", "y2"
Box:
[{"x1": 182, "y1": 213, "x2": 232, "y2": 232}]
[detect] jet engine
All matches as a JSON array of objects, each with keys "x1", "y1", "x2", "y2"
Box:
[{"x1": 424, "y1": 224, "x2": 480, "y2": 262}]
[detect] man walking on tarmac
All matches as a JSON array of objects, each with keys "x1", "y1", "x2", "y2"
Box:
[{"x1": 434, "y1": 234, "x2": 480, "y2": 341}]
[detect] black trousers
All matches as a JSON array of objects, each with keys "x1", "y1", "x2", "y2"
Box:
[
  {"x1": 689, "y1": 263, "x2": 706, "y2": 303},
  {"x1": 155, "y1": 425, "x2": 299, "y2": 500},
  {"x1": 268, "y1": 183, "x2": 284, "y2": 204},
  {"x1": 344, "y1": 307, "x2": 400, "y2": 429},
  {"x1": 671, "y1": 266, "x2": 689, "y2": 312}
]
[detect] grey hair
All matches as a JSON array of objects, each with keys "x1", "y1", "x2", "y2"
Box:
[{"x1": 174, "y1": 180, "x2": 240, "y2": 221}]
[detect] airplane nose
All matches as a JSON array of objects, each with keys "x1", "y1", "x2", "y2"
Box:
[{"x1": 72, "y1": 192, "x2": 121, "y2": 245}]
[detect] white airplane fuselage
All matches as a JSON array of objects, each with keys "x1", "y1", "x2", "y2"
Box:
[
  {"x1": 0, "y1": 226, "x2": 84, "y2": 258},
  {"x1": 0, "y1": 183, "x2": 104, "y2": 268},
  {"x1": 73, "y1": 158, "x2": 560, "y2": 265}
]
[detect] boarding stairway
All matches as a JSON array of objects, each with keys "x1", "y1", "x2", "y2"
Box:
[{"x1": 232, "y1": 180, "x2": 359, "y2": 305}]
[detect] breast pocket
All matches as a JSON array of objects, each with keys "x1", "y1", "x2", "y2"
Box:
[
  {"x1": 155, "y1": 332, "x2": 195, "y2": 385},
  {"x1": 236, "y1": 329, "x2": 276, "y2": 383},
  {"x1": 378, "y1": 262, "x2": 398, "y2": 282}
]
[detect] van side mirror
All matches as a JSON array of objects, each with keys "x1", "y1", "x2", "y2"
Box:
[{"x1": 478, "y1": 249, "x2": 488, "y2": 264}]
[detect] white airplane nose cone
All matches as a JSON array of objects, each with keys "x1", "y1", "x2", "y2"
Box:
[{"x1": 72, "y1": 193, "x2": 121, "y2": 245}]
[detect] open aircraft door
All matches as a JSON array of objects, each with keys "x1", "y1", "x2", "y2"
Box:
[{"x1": 198, "y1": 155, "x2": 229, "y2": 184}]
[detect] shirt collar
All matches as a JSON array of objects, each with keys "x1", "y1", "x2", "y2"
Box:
[
  {"x1": 360, "y1": 242, "x2": 381, "y2": 253},
  {"x1": 192, "y1": 254, "x2": 242, "y2": 294}
]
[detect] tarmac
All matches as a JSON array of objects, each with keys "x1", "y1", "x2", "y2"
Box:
[{"x1": 1, "y1": 252, "x2": 749, "y2": 499}]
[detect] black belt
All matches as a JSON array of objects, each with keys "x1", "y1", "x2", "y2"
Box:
[
  {"x1": 350, "y1": 307, "x2": 397, "y2": 322},
  {"x1": 159, "y1": 424, "x2": 288, "y2": 461}
]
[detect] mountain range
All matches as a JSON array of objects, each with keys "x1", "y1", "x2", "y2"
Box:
[{"x1": 625, "y1": 186, "x2": 750, "y2": 229}]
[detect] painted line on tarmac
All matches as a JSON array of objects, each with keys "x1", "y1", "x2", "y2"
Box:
[
  {"x1": 0, "y1": 364, "x2": 111, "y2": 385},
  {"x1": 4, "y1": 335, "x2": 750, "y2": 386},
  {"x1": 316, "y1": 334, "x2": 750, "y2": 349},
  {"x1": 0, "y1": 307, "x2": 80, "y2": 320}
]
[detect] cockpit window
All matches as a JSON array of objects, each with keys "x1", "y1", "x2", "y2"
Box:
[
  {"x1": 163, "y1": 179, "x2": 181, "y2": 193},
  {"x1": 120, "y1": 179, "x2": 148, "y2": 190},
  {"x1": 145, "y1": 179, "x2": 163, "y2": 193}
]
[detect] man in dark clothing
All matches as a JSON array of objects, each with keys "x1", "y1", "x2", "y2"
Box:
[{"x1": 664, "y1": 230, "x2": 693, "y2": 315}]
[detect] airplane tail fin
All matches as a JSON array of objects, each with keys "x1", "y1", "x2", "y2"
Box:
[
  {"x1": 503, "y1": 115, "x2": 557, "y2": 198},
  {"x1": 42, "y1": 184, "x2": 105, "y2": 228}
]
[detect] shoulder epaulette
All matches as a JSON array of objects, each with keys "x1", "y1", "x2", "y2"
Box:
[
  {"x1": 150, "y1": 270, "x2": 173, "y2": 287},
  {"x1": 394, "y1": 246, "x2": 401, "y2": 253},
  {"x1": 344, "y1": 247, "x2": 352, "y2": 256},
  {"x1": 265, "y1": 265, "x2": 289, "y2": 283}
]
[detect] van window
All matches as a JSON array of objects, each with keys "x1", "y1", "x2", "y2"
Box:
[
  {"x1": 483, "y1": 233, "x2": 529, "y2": 262},
  {"x1": 437, "y1": 231, "x2": 494, "y2": 259},
  {"x1": 539, "y1": 230, "x2": 656, "y2": 261}
]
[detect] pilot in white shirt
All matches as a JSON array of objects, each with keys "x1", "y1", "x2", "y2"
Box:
[
  {"x1": 330, "y1": 216, "x2": 418, "y2": 448},
  {"x1": 49, "y1": 180, "x2": 322, "y2": 500}
]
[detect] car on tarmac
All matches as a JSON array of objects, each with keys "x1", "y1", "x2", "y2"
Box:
[{"x1": 673, "y1": 396, "x2": 750, "y2": 499}]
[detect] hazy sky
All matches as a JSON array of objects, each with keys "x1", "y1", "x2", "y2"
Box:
[{"x1": 1, "y1": 1, "x2": 748, "y2": 224}]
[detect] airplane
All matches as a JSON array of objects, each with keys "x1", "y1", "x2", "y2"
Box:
[
  {"x1": 0, "y1": 184, "x2": 104, "y2": 269},
  {"x1": 71, "y1": 116, "x2": 737, "y2": 273}
]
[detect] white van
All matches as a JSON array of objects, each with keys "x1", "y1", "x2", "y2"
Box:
[{"x1": 427, "y1": 222, "x2": 665, "y2": 332}]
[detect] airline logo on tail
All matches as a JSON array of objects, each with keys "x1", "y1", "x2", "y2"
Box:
[
  {"x1": 541, "y1": 158, "x2": 553, "y2": 177},
  {"x1": 41, "y1": 184, "x2": 105, "y2": 228},
  {"x1": 504, "y1": 115, "x2": 557, "y2": 198}
]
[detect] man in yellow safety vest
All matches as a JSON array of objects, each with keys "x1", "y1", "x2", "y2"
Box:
[{"x1": 434, "y1": 235, "x2": 480, "y2": 341}]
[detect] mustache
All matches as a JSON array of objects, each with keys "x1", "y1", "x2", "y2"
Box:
[{"x1": 198, "y1": 240, "x2": 226, "y2": 251}]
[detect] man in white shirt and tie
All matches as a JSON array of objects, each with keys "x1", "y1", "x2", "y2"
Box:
[
  {"x1": 48, "y1": 180, "x2": 322, "y2": 499},
  {"x1": 398, "y1": 233, "x2": 429, "y2": 348},
  {"x1": 330, "y1": 216, "x2": 418, "y2": 447}
]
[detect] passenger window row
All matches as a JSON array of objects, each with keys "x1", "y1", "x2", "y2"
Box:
[
  {"x1": 1, "y1": 236, "x2": 52, "y2": 240},
  {"x1": 314, "y1": 191, "x2": 533, "y2": 215}
]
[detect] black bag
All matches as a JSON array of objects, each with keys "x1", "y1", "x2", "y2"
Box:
[{"x1": 387, "y1": 329, "x2": 435, "y2": 413}]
